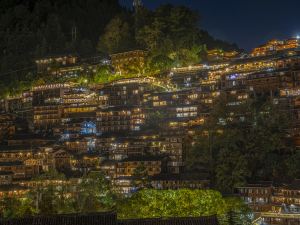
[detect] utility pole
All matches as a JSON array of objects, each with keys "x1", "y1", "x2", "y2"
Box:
[
  {"x1": 72, "y1": 25, "x2": 77, "y2": 42},
  {"x1": 133, "y1": 0, "x2": 143, "y2": 12},
  {"x1": 133, "y1": 0, "x2": 144, "y2": 44}
]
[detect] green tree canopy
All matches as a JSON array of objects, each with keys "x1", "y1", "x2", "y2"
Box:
[
  {"x1": 74, "y1": 171, "x2": 116, "y2": 213},
  {"x1": 186, "y1": 94, "x2": 294, "y2": 193},
  {"x1": 117, "y1": 189, "x2": 250, "y2": 221},
  {"x1": 0, "y1": 194, "x2": 37, "y2": 220},
  {"x1": 98, "y1": 16, "x2": 135, "y2": 54},
  {"x1": 132, "y1": 164, "x2": 151, "y2": 189}
]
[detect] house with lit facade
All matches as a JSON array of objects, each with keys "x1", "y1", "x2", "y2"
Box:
[
  {"x1": 35, "y1": 54, "x2": 101, "y2": 78},
  {"x1": 96, "y1": 106, "x2": 145, "y2": 134},
  {"x1": 2, "y1": 91, "x2": 33, "y2": 121},
  {"x1": 32, "y1": 83, "x2": 71, "y2": 132},
  {"x1": 169, "y1": 65, "x2": 208, "y2": 89},
  {"x1": 64, "y1": 137, "x2": 97, "y2": 153},
  {"x1": 151, "y1": 173, "x2": 209, "y2": 190},
  {"x1": 0, "y1": 114, "x2": 16, "y2": 141},
  {"x1": 251, "y1": 38, "x2": 299, "y2": 57},
  {"x1": 2, "y1": 37, "x2": 300, "y2": 198},
  {"x1": 115, "y1": 155, "x2": 163, "y2": 178},
  {"x1": 207, "y1": 49, "x2": 239, "y2": 62},
  {"x1": 61, "y1": 87, "x2": 98, "y2": 138},
  {"x1": 143, "y1": 89, "x2": 208, "y2": 131},
  {"x1": 237, "y1": 180, "x2": 300, "y2": 225},
  {"x1": 97, "y1": 135, "x2": 143, "y2": 159},
  {"x1": 70, "y1": 152, "x2": 100, "y2": 173},
  {"x1": 110, "y1": 50, "x2": 147, "y2": 75},
  {"x1": 97, "y1": 78, "x2": 155, "y2": 107}
]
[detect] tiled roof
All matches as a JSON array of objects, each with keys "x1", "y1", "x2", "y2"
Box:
[
  {"x1": 285, "y1": 179, "x2": 300, "y2": 190},
  {"x1": 119, "y1": 216, "x2": 219, "y2": 225},
  {"x1": 9, "y1": 134, "x2": 56, "y2": 140},
  {"x1": 0, "y1": 145, "x2": 33, "y2": 152},
  {"x1": 119, "y1": 155, "x2": 164, "y2": 163},
  {"x1": 0, "y1": 161, "x2": 23, "y2": 166},
  {"x1": 99, "y1": 106, "x2": 141, "y2": 112},
  {"x1": 0, "y1": 171, "x2": 13, "y2": 175},
  {"x1": 0, "y1": 212, "x2": 117, "y2": 225},
  {"x1": 236, "y1": 181, "x2": 273, "y2": 188},
  {"x1": 151, "y1": 173, "x2": 209, "y2": 181},
  {"x1": 0, "y1": 213, "x2": 219, "y2": 225},
  {"x1": 0, "y1": 184, "x2": 28, "y2": 192}
]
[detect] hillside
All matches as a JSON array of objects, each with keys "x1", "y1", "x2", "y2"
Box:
[{"x1": 0, "y1": 0, "x2": 238, "y2": 97}]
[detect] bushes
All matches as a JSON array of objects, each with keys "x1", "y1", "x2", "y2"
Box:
[{"x1": 117, "y1": 189, "x2": 249, "y2": 220}]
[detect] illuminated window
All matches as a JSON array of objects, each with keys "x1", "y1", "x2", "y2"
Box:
[
  {"x1": 80, "y1": 121, "x2": 97, "y2": 135},
  {"x1": 189, "y1": 94, "x2": 198, "y2": 99}
]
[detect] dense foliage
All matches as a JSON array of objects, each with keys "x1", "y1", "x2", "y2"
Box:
[
  {"x1": 0, "y1": 170, "x2": 251, "y2": 224},
  {"x1": 117, "y1": 189, "x2": 251, "y2": 224},
  {"x1": 0, "y1": 1, "x2": 239, "y2": 98},
  {"x1": 186, "y1": 94, "x2": 300, "y2": 193},
  {"x1": 99, "y1": 4, "x2": 238, "y2": 69},
  {"x1": 0, "y1": 170, "x2": 116, "y2": 219},
  {"x1": 0, "y1": 0, "x2": 122, "y2": 97}
]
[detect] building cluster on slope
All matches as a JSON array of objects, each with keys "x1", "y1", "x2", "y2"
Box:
[
  {"x1": 237, "y1": 180, "x2": 300, "y2": 225},
  {"x1": 0, "y1": 37, "x2": 300, "y2": 222}
]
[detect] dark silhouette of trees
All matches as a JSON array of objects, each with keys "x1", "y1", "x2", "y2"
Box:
[{"x1": 186, "y1": 94, "x2": 297, "y2": 193}]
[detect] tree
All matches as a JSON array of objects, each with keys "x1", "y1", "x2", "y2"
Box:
[
  {"x1": 245, "y1": 100, "x2": 293, "y2": 182},
  {"x1": 143, "y1": 111, "x2": 168, "y2": 130},
  {"x1": 98, "y1": 16, "x2": 135, "y2": 54},
  {"x1": 28, "y1": 169, "x2": 72, "y2": 215},
  {"x1": 92, "y1": 65, "x2": 113, "y2": 84},
  {"x1": 186, "y1": 93, "x2": 294, "y2": 193},
  {"x1": 117, "y1": 189, "x2": 229, "y2": 219},
  {"x1": 147, "y1": 54, "x2": 174, "y2": 74},
  {"x1": 0, "y1": 195, "x2": 21, "y2": 219},
  {"x1": 285, "y1": 150, "x2": 300, "y2": 179},
  {"x1": 74, "y1": 171, "x2": 116, "y2": 213},
  {"x1": 44, "y1": 14, "x2": 66, "y2": 53},
  {"x1": 215, "y1": 136, "x2": 250, "y2": 193},
  {"x1": 185, "y1": 134, "x2": 211, "y2": 175},
  {"x1": 0, "y1": 0, "x2": 123, "y2": 97},
  {"x1": 0, "y1": 170, "x2": 116, "y2": 219},
  {"x1": 79, "y1": 39, "x2": 94, "y2": 56},
  {"x1": 16, "y1": 198, "x2": 37, "y2": 219},
  {"x1": 169, "y1": 45, "x2": 204, "y2": 67},
  {"x1": 0, "y1": 1, "x2": 239, "y2": 98},
  {"x1": 222, "y1": 197, "x2": 252, "y2": 225},
  {"x1": 0, "y1": 194, "x2": 36, "y2": 220},
  {"x1": 132, "y1": 164, "x2": 150, "y2": 189},
  {"x1": 136, "y1": 5, "x2": 199, "y2": 53}
]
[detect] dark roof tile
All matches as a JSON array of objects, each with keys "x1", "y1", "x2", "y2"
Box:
[
  {"x1": 1, "y1": 212, "x2": 117, "y2": 225},
  {"x1": 0, "y1": 161, "x2": 23, "y2": 166},
  {"x1": 0, "y1": 213, "x2": 219, "y2": 225},
  {"x1": 119, "y1": 216, "x2": 219, "y2": 225}
]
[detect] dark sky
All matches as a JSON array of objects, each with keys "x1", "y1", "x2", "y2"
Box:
[{"x1": 120, "y1": 0, "x2": 300, "y2": 51}]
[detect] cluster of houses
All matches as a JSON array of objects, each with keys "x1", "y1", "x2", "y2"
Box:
[{"x1": 1, "y1": 38, "x2": 300, "y2": 224}]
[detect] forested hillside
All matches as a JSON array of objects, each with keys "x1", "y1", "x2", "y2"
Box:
[
  {"x1": 0, "y1": 0, "x2": 238, "y2": 97},
  {"x1": 0, "y1": 0, "x2": 121, "y2": 71}
]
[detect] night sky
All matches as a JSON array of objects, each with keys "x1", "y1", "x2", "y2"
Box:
[{"x1": 120, "y1": 0, "x2": 300, "y2": 51}]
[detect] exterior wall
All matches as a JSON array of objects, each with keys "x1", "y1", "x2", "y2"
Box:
[
  {"x1": 96, "y1": 108, "x2": 145, "y2": 133},
  {"x1": 116, "y1": 160, "x2": 161, "y2": 177},
  {"x1": 110, "y1": 50, "x2": 146, "y2": 74}
]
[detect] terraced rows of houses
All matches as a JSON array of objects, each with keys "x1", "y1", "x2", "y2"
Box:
[{"x1": 1, "y1": 38, "x2": 300, "y2": 223}]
